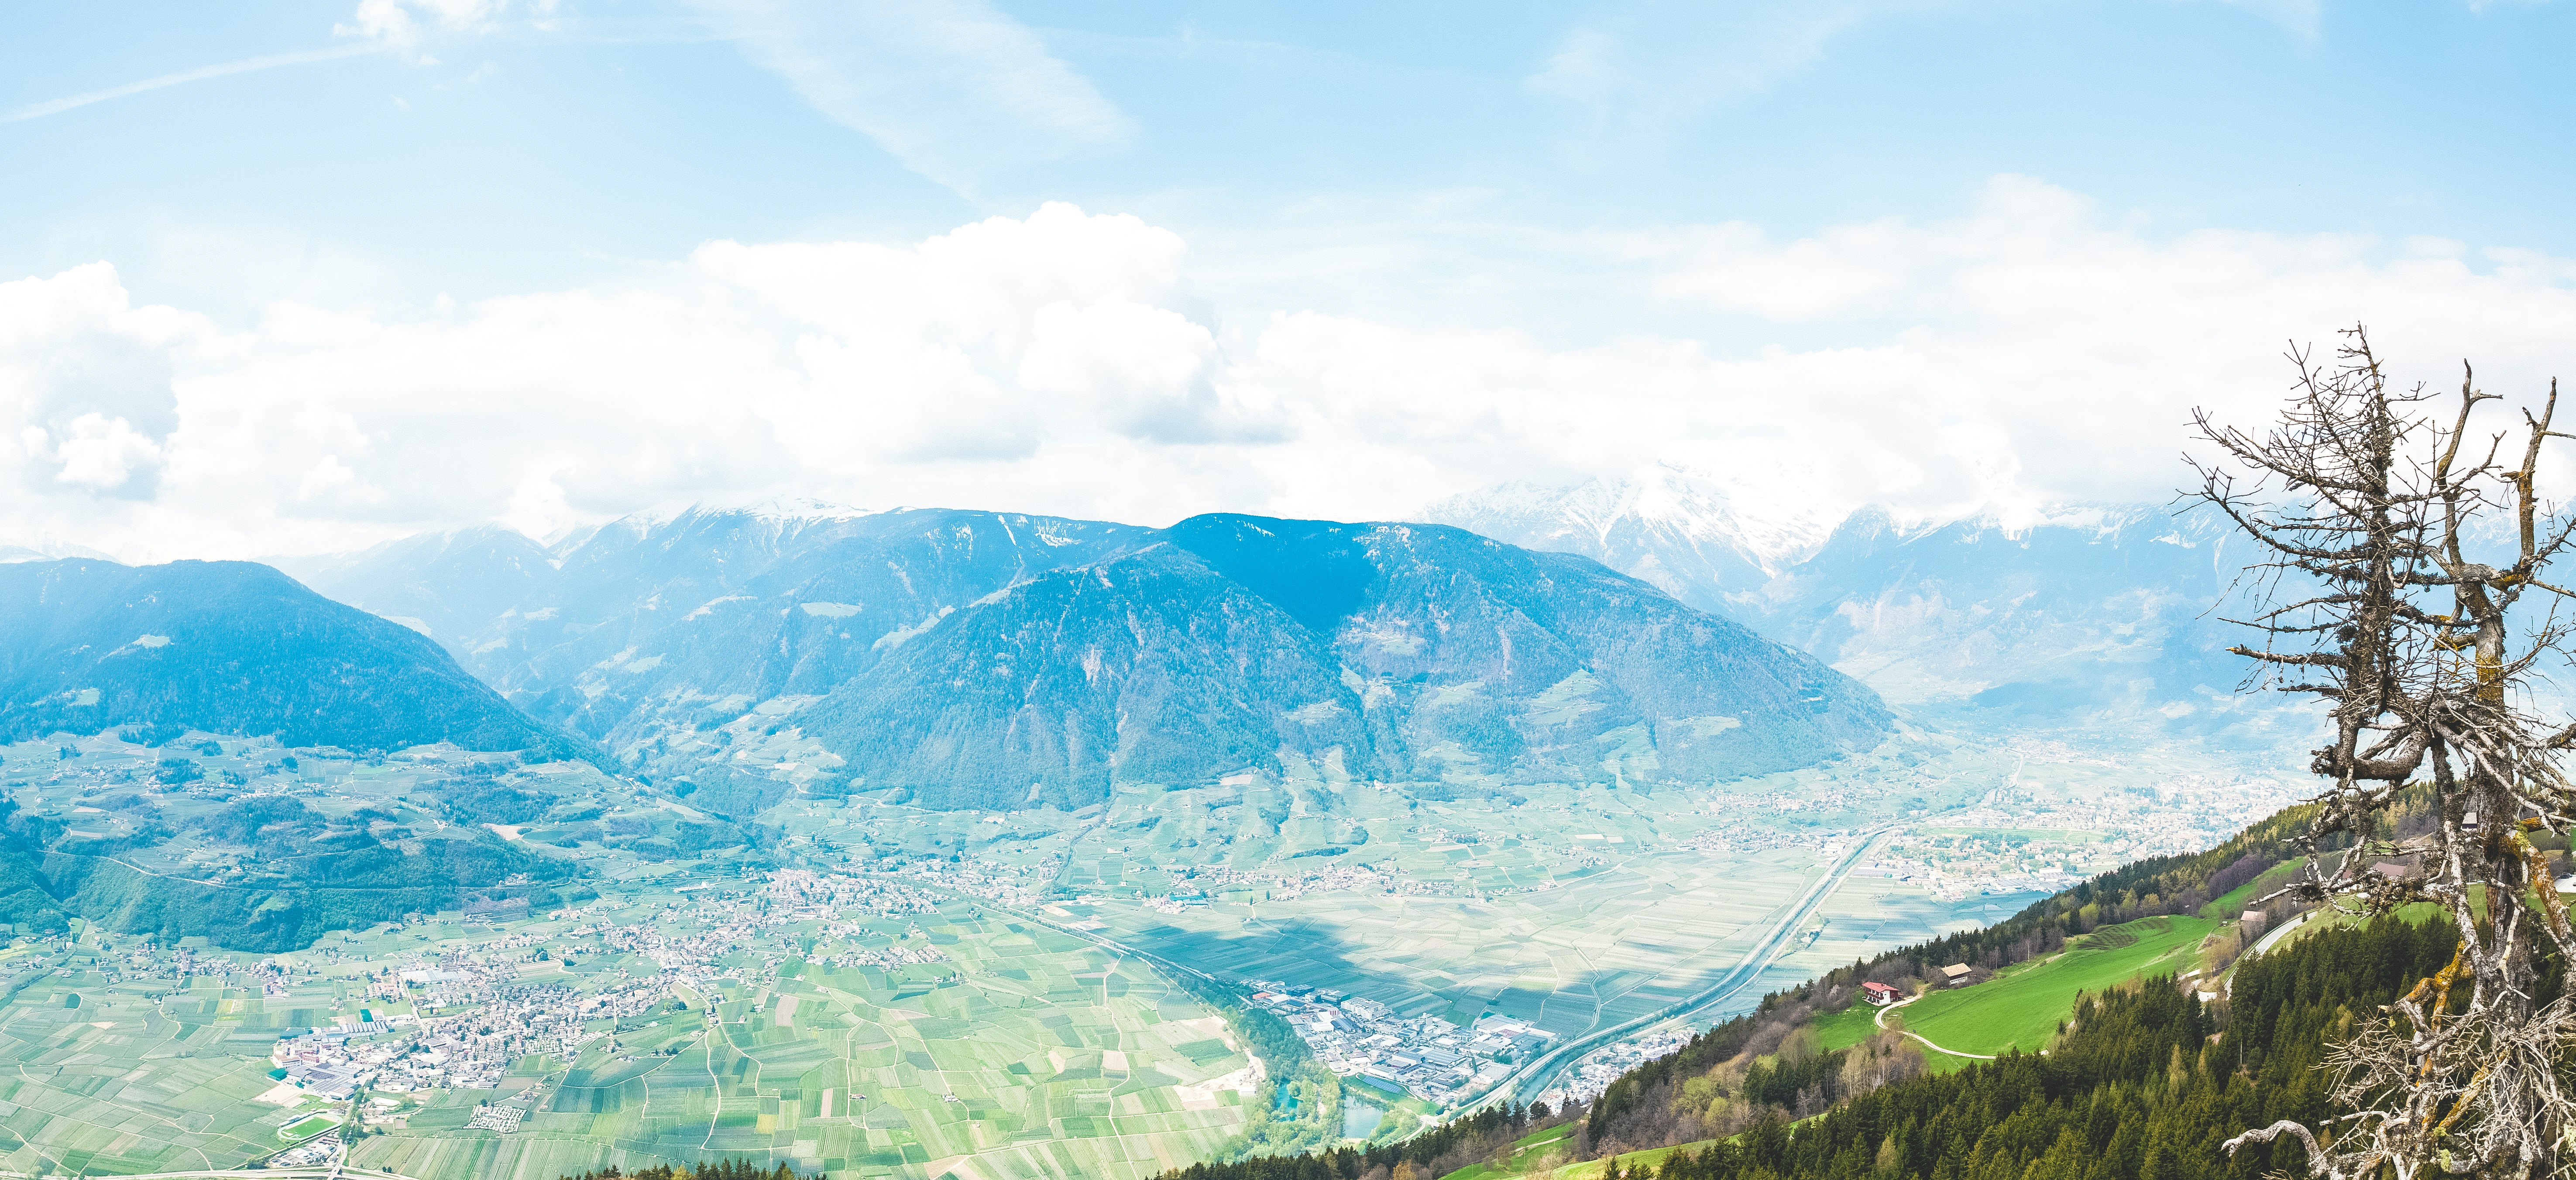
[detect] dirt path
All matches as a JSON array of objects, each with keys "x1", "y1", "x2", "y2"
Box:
[{"x1": 1873, "y1": 995, "x2": 1999, "y2": 1061}]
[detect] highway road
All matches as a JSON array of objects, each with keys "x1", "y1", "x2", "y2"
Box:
[
  {"x1": 848, "y1": 823, "x2": 1893, "y2": 1142},
  {"x1": 871, "y1": 826, "x2": 1893, "y2": 1129},
  {"x1": 1453, "y1": 826, "x2": 1893, "y2": 1116}
]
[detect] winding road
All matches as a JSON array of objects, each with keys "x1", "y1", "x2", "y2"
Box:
[{"x1": 1871, "y1": 994, "x2": 1997, "y2": 1061}]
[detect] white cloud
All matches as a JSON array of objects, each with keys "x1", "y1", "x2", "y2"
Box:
[
  {"x1": 1623, "y1": 175, "x2": 2576, "y2": 519},
  {"x1": 338, "y1": 0, "x2": 557, "y2": 47},
  {"x1": 3, "y1": 185, "x2": 2574, "y2": 561},
  {"x1": 0, "y1": 264, "x2": 201, "y2": 505},
  {"x1": 685, "y1": 0, "x2": 1134, "y2": 196},
  {"x1": 29, "y1": 415, "x2": 166, "y2": 494}
]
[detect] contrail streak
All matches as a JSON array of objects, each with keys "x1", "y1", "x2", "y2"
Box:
[{"x1": 2, "y1": 43, "x2": 388, "y2": 124}]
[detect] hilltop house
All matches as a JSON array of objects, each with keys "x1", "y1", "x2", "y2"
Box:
[
  {"x1": 1940, "y1": 963, "x2": 1973, "y2": 987},
  {"x1": 1862, "y1": 981, "x2": 1903, "y2": 1005}
]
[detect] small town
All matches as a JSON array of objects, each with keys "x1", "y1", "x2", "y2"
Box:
[{"x1": 1243, "y1": 980, "x2": 1555, "y2": 1105}]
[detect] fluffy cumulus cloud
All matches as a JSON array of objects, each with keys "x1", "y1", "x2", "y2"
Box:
[
  {"x1": 1625, "y1": 175, "x2": 2576, "y2": 518},
  {"x1": 5, "y1": 183, "x2": 2576, "y2": 561},
  {"x1": 0, "y1": 264, "x2": 203, "y2": 510},
  {"x1": 338, "y1": 0, "x2": 557, "y2": 46}
]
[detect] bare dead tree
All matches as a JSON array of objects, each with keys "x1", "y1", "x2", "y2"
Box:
[{"x1": 2196, "y1": 326, "x2": 2576, "y2": 1180}]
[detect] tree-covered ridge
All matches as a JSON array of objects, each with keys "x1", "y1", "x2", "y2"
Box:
[
  {"x1": 0, "y1": 559, "x2": 589, "y2": 760},
  {"x1": 1646, "y1": 915, "x2": 2470, "y2": 1180},
  {"x1": 1575, "y1": 800, "x2": 2344, "y2": 1153},
  {"x1": 0, "y1": 782, "x2": 580, "y2": 951},
  {"x1": 1165, "y1": 964, "x2": 1358, "y2": 1161},
  {"x1": 1824, "y1": 801, "x2": 2328, "y2": 984},
  {"x1": 1158, "y1": 1100, "x2": 1570, "y2": 1180}
]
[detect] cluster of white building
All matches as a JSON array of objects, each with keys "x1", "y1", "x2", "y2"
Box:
[
  {"x1": 1243, "y1": 982, "x2": 1554, "y2": 1107},
  {"x1": 761, "y1": 868, "x2": 942, "y2": 916},
  {"x1": 880, "y1": 855, "x2": 1058, "y2": 909},
  {"x1": 276, "y1": 955, "x2": 604, "y2": 1098},
  {"x1": 1542, "y1": 1027, "x2": 1694, "y2": 1108}
]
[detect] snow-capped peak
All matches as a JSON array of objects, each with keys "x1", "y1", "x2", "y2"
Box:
[
  {"x1": 605, "y1": 495, "x2": 880, "y2": 533},
  {"x1": 1425, "y1": 460, "x2": 1843, "y2": 576}
]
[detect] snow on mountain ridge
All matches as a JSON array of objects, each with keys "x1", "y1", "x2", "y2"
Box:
[
  {"x1": 1423, "y1": 462, "x2": 1843, "y2": 583},
  {"x1": 0, "y1": 540, "x2": 124, "y2": 564},
  {"x1": 598, "y1": 495, "x2": 880, "y2": 535},
  {"x1": 1842, "y1": 499, "x2": 2215, "y2": 546}
]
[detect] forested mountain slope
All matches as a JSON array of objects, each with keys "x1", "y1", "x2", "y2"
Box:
[
  {"x1": 288, "y1": 505, "x2": 1889, "y2": 813},
  {"x1": 1635, "y1": 919, "x2": 2456, "y2": 1180},
  {"x1": 798, "y1": 514, "x2": 1885, "y2": 810},
  {"x1": 0, "y1": 559, "x2": 585, "y2": 758}
]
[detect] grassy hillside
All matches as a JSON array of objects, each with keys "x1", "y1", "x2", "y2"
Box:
[
  {"x1": 2201, "y1": 857, "x2": 2309, "y2": 919},
  {"x1": 1886, "y1": 914, "x2": 2219, "y2": 1058},
  {"x1": 1441, "y1": 1125, "x2": 1579, "y2": 1180},
  {"x1": 1638, "y1": 915, "x2": 2465, "y2": 1180},
  {"x1": 1808, "y1": 1002, "x2": 1879, "y2": 1053}
]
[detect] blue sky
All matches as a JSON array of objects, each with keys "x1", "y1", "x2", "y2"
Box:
[
  {"x1": 3, "y1": 1, "x2": 2575, "y2": 557},
  {"x1": 9, "y1": 1, "x2": 2570, "y2": 322}
]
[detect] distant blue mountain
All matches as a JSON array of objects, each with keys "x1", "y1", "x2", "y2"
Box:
[
  {"x1": 0, "y1": 559, "x2": 586, "y2": 758},
  {"x1": 805, "y1": 514, "x2": 1886, "y2": 809},
  {"x1": 288, "y1": 504, "x2": 1891, "y2": 813},
  {"x1": 1751, "y1": 504, "x2": 2290, "y2": 743},
  {"x1": 1427, "y1": 481, "x2": 2304, "y2": 748}
]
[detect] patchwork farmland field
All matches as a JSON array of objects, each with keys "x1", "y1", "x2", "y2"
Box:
[
  {"x1": 0, "y1": 885, "x2": 1253, "y2": 1180},
  {"x1": 0, "y1": 722, "x2": 2298, "y2": 1179},
  {"x1": 351, "y1": 899, "x2": 1261, "y2": 1180}
]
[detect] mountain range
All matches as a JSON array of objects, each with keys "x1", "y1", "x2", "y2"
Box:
[
  {"x1": 1424, "y1": 470, "x2": 2296, "y2": 747},
  {"x1": 7, "y1": 477, "x2": 2304, "y2": 818},
  {"x1": 280, "y1": 505, "x2": 1889, "y2": 812}
]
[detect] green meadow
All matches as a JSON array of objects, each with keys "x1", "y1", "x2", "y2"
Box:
[
  {"x1": 1435, "y1": 1122, "x2": 1730, "y2": 1180},
  {"x1": 1887, "y1": 915, "x2": 2220, "y2": 1059}
]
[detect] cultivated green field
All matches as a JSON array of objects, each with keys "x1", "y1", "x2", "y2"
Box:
[
  {"x1": 0, "y1": 894, "x2": 1260, "y2": 1180},
  {"x1": 1889, "y1": 915, "x2": 2221, "y2": 1058},
  {"x1": 352, "y1": 901, "x2": 1258, "y2": 1180},
  {"x1": 0, "y1": 720, "x2": 2299, "y2": 1180},
  {"x1": 0, "y1": 960, "x2": 337, "y2": 1173}
]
